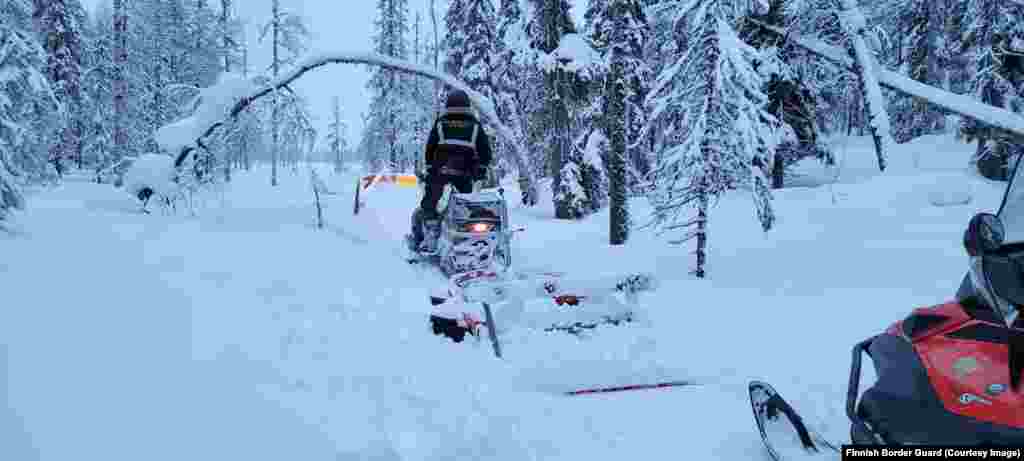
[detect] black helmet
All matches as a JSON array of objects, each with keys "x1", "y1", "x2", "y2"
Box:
[{"x1": 445, "y1": 89, "x2": 471, "y2": 110}]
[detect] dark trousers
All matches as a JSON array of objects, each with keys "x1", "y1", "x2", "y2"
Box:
[{"x1": 419, "y1": 174, "x2": 473, "y2": 220}]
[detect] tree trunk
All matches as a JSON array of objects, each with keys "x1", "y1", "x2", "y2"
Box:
[
  {"x1": 221, "y1": 0, "x2": 232, "y2": 72},
  {"x1": 222, "y1": 0, "x2": 233, "y2": 182},
  {"x1": 607, "y1": 23, "x2": 629, "y2": 245},
  {"x1": 772, "y1": 152, "x2": 785, "y2": 189},
  {"x1": 694, "y1": 191, "x2": 708, "y2": 279},
  {"x1": 113, "y1": 0, "x2": 128, "y2": 157},
  {"x1": 271, "y1": 0, "x2": 280, "y2": 186}
]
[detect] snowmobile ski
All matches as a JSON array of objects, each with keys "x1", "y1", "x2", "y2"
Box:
[{"x1": 749, "y1": 381, "x2": 838, "y2": 461}]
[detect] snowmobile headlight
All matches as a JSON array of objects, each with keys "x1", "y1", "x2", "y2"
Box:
[{"x1": 464, "y1": 222, "x2": 494, "y2": 233}]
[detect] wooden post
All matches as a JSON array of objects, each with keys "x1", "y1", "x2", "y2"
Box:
[
  {"x1": 482, "y1": 302, "x2": 502, "y2": 359},
  {"x1": 353, "y1": 177, "x2": 361, "y2": 215}
]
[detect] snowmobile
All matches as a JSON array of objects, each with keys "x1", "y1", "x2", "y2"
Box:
[
  {"x1": 406, "y1": 182, "x2": 656, "y2": 346},
  {"x1": 751, "y1": 161, "x2": 1024, "y2": 459},
  {"x1": 406, "y1": 183, "x2": 514, "y2": 277}
]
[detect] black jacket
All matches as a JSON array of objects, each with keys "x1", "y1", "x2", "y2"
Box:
[{"x1": 424, "y1": 108, "x2": 493, "y2": 176}]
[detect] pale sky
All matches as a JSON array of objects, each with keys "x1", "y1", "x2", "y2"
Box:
[{"x1": 79, "y1": 0, "x2": 586, "y2": 149}]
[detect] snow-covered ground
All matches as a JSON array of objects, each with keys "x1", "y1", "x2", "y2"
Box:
[{"x1": 1, "y1": 132, "x2": 1006, "y2": 460}]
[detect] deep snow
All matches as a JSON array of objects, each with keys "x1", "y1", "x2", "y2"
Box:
[{"x1": 0, "y1": 131, "x2": 1007, "y2": 460}]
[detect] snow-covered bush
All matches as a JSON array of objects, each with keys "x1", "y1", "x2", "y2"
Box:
[{"x1": 122, "y1": 154, "x2": 179, "y2": 206}]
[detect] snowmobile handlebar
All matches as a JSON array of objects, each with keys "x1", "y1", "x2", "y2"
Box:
[{"x1": 847, "y1": 337, "x2": 876, "y2": 441}]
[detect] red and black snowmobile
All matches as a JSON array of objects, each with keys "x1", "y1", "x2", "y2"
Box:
[{"x1": 751, "y1": 163, "x2": 1024, "y2": 459}]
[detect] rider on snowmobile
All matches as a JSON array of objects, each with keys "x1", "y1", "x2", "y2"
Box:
[{"x1": 410, "y1": 89, "x2": 494, "y2": 252}]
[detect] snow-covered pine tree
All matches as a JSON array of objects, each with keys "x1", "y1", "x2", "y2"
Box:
[
  {"x1": 958, "y1": 0, "x2": 1024, "y2": 180},
  {"x1": 34, "y1": 0, "x2": 86, "y2": 176},
  {"x1": 1, "y1": 0, "x2": 56, "y2": 225},
  {"x1": 645, "y1": 0, "x2": 778, "y2": 278},
  {"x1": 260, "y1": 0, "x2": 310, "y2": 185},
  {"x1": 326, "y1": 96, "x2": 348, "y2": 173}
]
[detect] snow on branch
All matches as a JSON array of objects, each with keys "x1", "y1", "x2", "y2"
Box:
[
  {"x1": 749, "y1": 19, "x2": 1024, "y2": 142},
  {"x1": 539, "y1": 33, "x2": 604, "y2": 76},
  {"x1": 157, "y1": 51, "x2": 539, "y2": 205}
]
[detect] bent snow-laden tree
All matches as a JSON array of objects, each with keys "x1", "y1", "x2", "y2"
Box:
[
  {"x1": 749, "y1": 19, "x2": 1024, "y2": 144},
  {"x1": 160, "y1": 52, "x2": 539, "y2": 206}
]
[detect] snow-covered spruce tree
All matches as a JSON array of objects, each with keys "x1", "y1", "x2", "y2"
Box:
[
  {"x1": 1, "y1": 0, "x2": 56, "y2": 225},
  {"x1": 219, "y1": 0, "x2": 241, "y2": 73},
  {"x1": 326, "y1": 96, "x2": 348, "y2": 173},
  {"x1": 877, "y1": 0, "x2": 945, "y2": 143},
  {"x1": 576, "y1": 129, "x2": 608, "y2": 213},
  {"x1": 553, "y1": 159, "x2": 589, "y2": 219},
  {"x1": 958, "y1": 0, "x2": 1024, "y2": 180},
  {"x1": 80, "y1": 2, "x2": 116, "y2": 174},
  {"x1": 409, "y1": 12, "x2": 432, "y2": 175},
  {"x1": 444, "y1": 0, "x2": 501, "y2": 182},
  {"x1": 185, "y1": 0, "x2": 221, "y2": 89},
  {"x1": 942, "y1": 0, "x2": 971, "y2": 95},
  {"x1": 365, "y1": 0, "x2": 413, "y2": 172},
  {"x1": 738, "y1": 0, "x2": 833, "y2": 189},
  {"x1": 494, "y1": 0, "x2": 534, "y2": 184},
  {"x1": 34, "y1": 0, "x2": 86, "y2": 176},
  {"x1": 133, "y1": 0, "x2": 189, "y2": 154},
  {"x1": 526, "y1": 0, "x2": 584, "y2": 219},
  {"x1": 260, "y1": 0, "x2": 310, "y2": 185},
  {"x1": 588, "y1": 0, "x2": 648, "y2": 243},
  {"x1": 216, "y1": 0, "x2": 242, "y2": 181},
  {"x1": 645, "y1": 0, "x2": 778, "y2": 278},
  {"x1": 112, "y1": 0, "x2": 129, "y2": 158}
]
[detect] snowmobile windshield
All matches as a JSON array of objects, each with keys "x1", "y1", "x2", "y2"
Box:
[
  {"x1": 983, "y1": 250, "x2": 1024, "y2": 309},
  {"x1": 450, "y1": 197, "x2": 503, "y2": 222},
  {"x1": 997, "y1": 156, "x2": 1024, "y2": 244}
]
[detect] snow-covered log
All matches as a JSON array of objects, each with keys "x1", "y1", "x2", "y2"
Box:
[
  {"x1": 748, "y1": 19, "x2": 1024, "y2": 144},
  {"x1": 159, "y1": 52, "x2": 539, "y2": 206}
]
